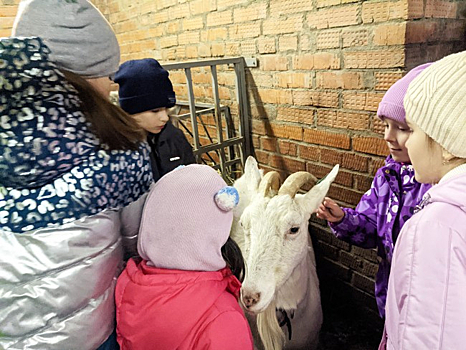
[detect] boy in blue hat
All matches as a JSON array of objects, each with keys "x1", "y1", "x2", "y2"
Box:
[{"x1": 115, "y1": 58, "x2": 196, "y2": 182}]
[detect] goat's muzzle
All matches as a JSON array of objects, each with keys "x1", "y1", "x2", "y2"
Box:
[{"x1": 242, "y1": 291, "x2": 261, "y2": 309}]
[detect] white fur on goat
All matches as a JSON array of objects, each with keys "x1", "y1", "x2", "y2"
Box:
[{"x1": 232, "y1": 156, "x2": 339, "y2": 350}]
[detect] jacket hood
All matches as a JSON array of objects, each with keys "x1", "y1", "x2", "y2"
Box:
[
  {"x1": 117, "y1": 259, "x2": 241, "y2": 349},
  {"x1": 0, "y1": 37, "x2": 99, "y2": 189}
]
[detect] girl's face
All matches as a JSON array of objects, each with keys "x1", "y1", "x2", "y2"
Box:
[
  {"x1": 132, "y1": 108, "x2": 169, "y2": 134},
  {"x1": 382, "y1": 117, "x2": 411, "y2": 163},
  {"x1": 405, "y1": 116, "x2": 444, "y2": 184}
]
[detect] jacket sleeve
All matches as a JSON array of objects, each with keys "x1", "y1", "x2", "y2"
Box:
[
  {"x1": 178, "y1": 130, "x2": 196, "y2": 165},
  {"x1": 387, "y1": 216, "x2": 466, "y2": 349},
  {"x1": 329, "y1": 171, "x2": 385, "y2": 248},
  {"x1": 119, "y1": 193, "x2": 148, "y2": 259},
  {"x1": 195, "y1": 311, "x2": 253, "y2": 350}
]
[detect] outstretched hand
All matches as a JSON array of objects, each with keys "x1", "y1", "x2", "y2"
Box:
[{"x1": 316, "y1": 197, "x2": 345, "y2": 223}]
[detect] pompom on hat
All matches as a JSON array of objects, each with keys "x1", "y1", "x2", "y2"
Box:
[
  {"x1": 377, "y1": 62, "x2": 432, "y2": 124},
  {"x1": 12, "y1": 0, "x2": 120, "y2": 78},
  {"x1": 114, "y1": 58, "x2": 176, "y2": 115},
  {"x1": 404, "y1": 51, "x2": 466, "y2": 158},
  {"x1": 138, "y1": 164, "x2": 239, "y2": 271}
]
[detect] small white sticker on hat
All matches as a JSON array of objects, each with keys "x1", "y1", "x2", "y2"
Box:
[{"x1": 170, "y1": 156, "x2": 180, "y2": 162}]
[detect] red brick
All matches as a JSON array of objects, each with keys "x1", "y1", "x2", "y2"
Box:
[
  {"x1": 425, "y1": 0, "x2": 457, "y2": 18},
  {"x1": 374, "y1": 71, "x2": 403, "y2": 90},
  {"x1": 241, "y1": 40, "x2": 256, "y2": 56},
  {"x1": 316, "y1": 71, "x2": 364, "y2": 89},
  {"x1": 317, "y1": 30, "x2": 341, "y2": 49},
  {"x1": 183, "y1": 16, "x2": 204, "y2": 30},
  {"x1": 317, "y1": 110, "x2": 370, "y2": 131},
  {"x1": 258, "y1": 38, "x2": 277, "y2": 54},
  {"x1": 352, "y1": 271, "x2": 375, "y2": 294},
  {"x1": 293, "y1": 91, "x2": 339, "y2": 108},
  {"x1": 354, "y1": 174, "x2": 373, "y2": 192},
  {"x1": 279, "y1": 35, "x2": 299, "y2": 52},
  {"x1": 321, "y1": 148, "x2": 343, "y2": 166},
  {"x1": 190, "y1": 0, "x2": 217, "y2": 15},
  {"x1": 342, "y1": 29, "x2": 369, "y2": 47},
  {"x1": 233, "y1": 3, "x2": 267, "y2": 22},
  {"x1": 343, "y1": 92, "x2": 384, "y2": 112},
  {"x1": 270, "y1": 155, "x2": 306, "y2": 173},
  {"x1": 270, "y1": 0, "x2": 314, "y2": 15},
  {"x1": 341, "y1": 153, "x2": 369, "y2": 172},
  {"x1": 344, "y1": 49, "x2": 405, "y2": 69},
  {"x1": 211, "y1": 43, "x2": 225, "y2": 57},
  {"x1": 277, "y1": 107, "x2": 315, "y2": 124},
  {"x1": 334, "y1": 169, "x2": 354, "y2": 187},
  {"x1": 303, "y1": 129, "x2": 351, "y2": 149},
  {"x1": 372, "y1": 117, "x2": 385, "y2": 135},
  {"x1": 277, "y1": 72, "x2": 312, "y2": 88},
  {"x1": 327, "y1": 185, "x2": 363, "y2": 206},
  {"x1": 294, "y1": 53, "x2": 340, "y2": 70},
  {"x1": 408, "y1": 0, "x2": 424, "y2": 19},
  {"x1": 255, "y1": 149, "x2": 271, "y2": 165},
  {"x1": 270, "y1": 123, "x2": 303, "y2": 141},
  {"x1": 263, "y1": 15, "x2": 303, "y2": 35},
  {"x1": 308, "y1": 4, "x2": 359, "y2": 29},
  {"x1": 299, "y1": 145, "x2": 321, "y2": 161},
  {"x1": 178, "y1": 31, "x2": 200, "y2": 45},
  {"x1": 203, "y1": 28, "x2": 228, "y2": 41},
  {"x1": 406, "y1": 21, "x2": 438, "y2": 44},
  {"x1": 251, "y1": 119, "x2": 269, "y2": 136},
  {"x1": 362, "y1": 1, "x2": 407, "y2": 23},
  {"x1": 373, "y1": 23, "x2": 406, "y2": 45},
  {"x1": 252, "y1": 135, "x2": 260, "y2": 149},
  {"x1": 261, "y1": 137, "x2": 277, "y2": 152},
  {"x1": 229, "y1": 22, "x2": 261, "y2": 39},
  {"x1": 257, "y1": 89, "x2": 293, "y2": 104},
  {"x1": 260, "y1": 56, "x2": 289, "y2": 71},
  {"x1": 278, "y1": 140, "x2": 298, "y2": 156},
  {"x1": 370, "y1": 158, "x2": 386, "y2": 176},
  {"x1": 353, "y1": 137, "x2": 388, "y2": 156}
]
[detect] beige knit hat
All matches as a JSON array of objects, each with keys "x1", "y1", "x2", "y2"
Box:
[{"x1": 404, "y1": 50, "x2": 466, "y2": 158}]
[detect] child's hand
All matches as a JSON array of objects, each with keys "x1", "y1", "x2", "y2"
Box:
[{"x1": 316, "y1": 197, "x2": 345, "y2": 223}]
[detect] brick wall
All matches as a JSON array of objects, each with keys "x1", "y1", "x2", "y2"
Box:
[{"x1": 2, "y1": 0, "x2": 465, "y2": 317}]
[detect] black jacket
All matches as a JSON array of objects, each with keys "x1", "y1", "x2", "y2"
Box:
[{"x1": 147, "y1": 122, "x2": 196, "y2": 182}]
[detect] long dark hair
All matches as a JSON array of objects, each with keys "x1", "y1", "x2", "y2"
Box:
[
  {"x1": 62, "y1": 70, "x2": 144, "y2": 150},
  {"x1": 221, "y1": 237, "x2": 245, "y2": 282}
]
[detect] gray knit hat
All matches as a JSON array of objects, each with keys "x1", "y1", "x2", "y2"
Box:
[
  {"x1": 404, "y1": 50, "x2": 466, "y2": 158},
  {"x1": 12, "y1": 0, "x2": 120, "y2": 78}
]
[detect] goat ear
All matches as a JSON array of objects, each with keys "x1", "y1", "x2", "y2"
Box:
[
  {"x1": 243, "y1": 156, "x2": 262, "y2": 192},
  {"x1": 297, "y1": 164, "x2": 339, "y2": 213}
]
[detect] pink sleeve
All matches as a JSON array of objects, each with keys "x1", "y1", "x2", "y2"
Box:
[
  {"x1": 387, "y1": 217, "x2": 466, "y2": 349},
  {"x1": 196, "y1": 311, "x2": 254, "y2": 350}
]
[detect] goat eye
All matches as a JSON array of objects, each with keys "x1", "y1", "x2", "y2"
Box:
[{"x1": 289, "y1": 227, "x2": 299, "y2": 234}]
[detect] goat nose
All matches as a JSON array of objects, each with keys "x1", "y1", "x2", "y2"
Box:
[{"x1": 242, "y1": 292, "x2": 261, "y2": 308}]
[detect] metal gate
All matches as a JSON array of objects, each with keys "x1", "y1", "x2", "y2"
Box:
[{"x1": 162, "y1": 57, "x2": 251, "y2": 183}]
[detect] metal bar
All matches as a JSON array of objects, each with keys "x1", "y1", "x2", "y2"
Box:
[
  {"x1": 192, "y1": 136, "x2": 244, "y2": 155},
  {"x1": 184, "y1": 68, "x2": 200, "y2": 157},
  {"x1": 235, "y1": 58, "x2": 251, "y2": 165},
  {"x1": 210, "y1": 65, "x2": 226, "y2": 178},
  {"x1": 162, "y1": 57, "x2": 243, "y2": 71}
]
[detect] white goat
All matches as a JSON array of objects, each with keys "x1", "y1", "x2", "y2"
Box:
[{"x1": 232, "y1": 156, "x2": 339, "y2": 350}]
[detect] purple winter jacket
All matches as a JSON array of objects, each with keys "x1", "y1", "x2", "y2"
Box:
[{"x1": 329, "y1": 156, "x2": 431, "y2": 317}]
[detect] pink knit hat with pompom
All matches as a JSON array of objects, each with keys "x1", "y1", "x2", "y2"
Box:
[{"x1": 138, "y1": 164, "x2": 239, "y2": 271}]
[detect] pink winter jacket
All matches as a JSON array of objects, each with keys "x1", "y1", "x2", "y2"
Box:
[
  {"x1": 115, "y1": 258, "x2": 253, "y2": 350},
  {"x1": 382, "y1": 171, "x2": 466, "y2": 349}
]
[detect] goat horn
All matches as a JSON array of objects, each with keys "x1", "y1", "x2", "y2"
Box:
[
  {"x1": 258, "y1": 171, "x2": 280, "y2": 197},
  {"x1": 278, "y1": 172, "x2": 317, "y2": 198}
]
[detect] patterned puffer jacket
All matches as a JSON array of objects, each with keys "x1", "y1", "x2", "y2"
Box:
[{"x1": 0, "y1": 37, "x2": 153, "y2": 349}]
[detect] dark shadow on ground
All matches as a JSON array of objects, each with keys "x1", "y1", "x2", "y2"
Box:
[{"x1": 317, "y1": 301, "x2": 383, "y2": 350}]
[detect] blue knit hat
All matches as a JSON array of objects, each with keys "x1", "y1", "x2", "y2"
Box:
[{"x1": 114, "y1": 58, "x2": 176, "y2": 115}]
